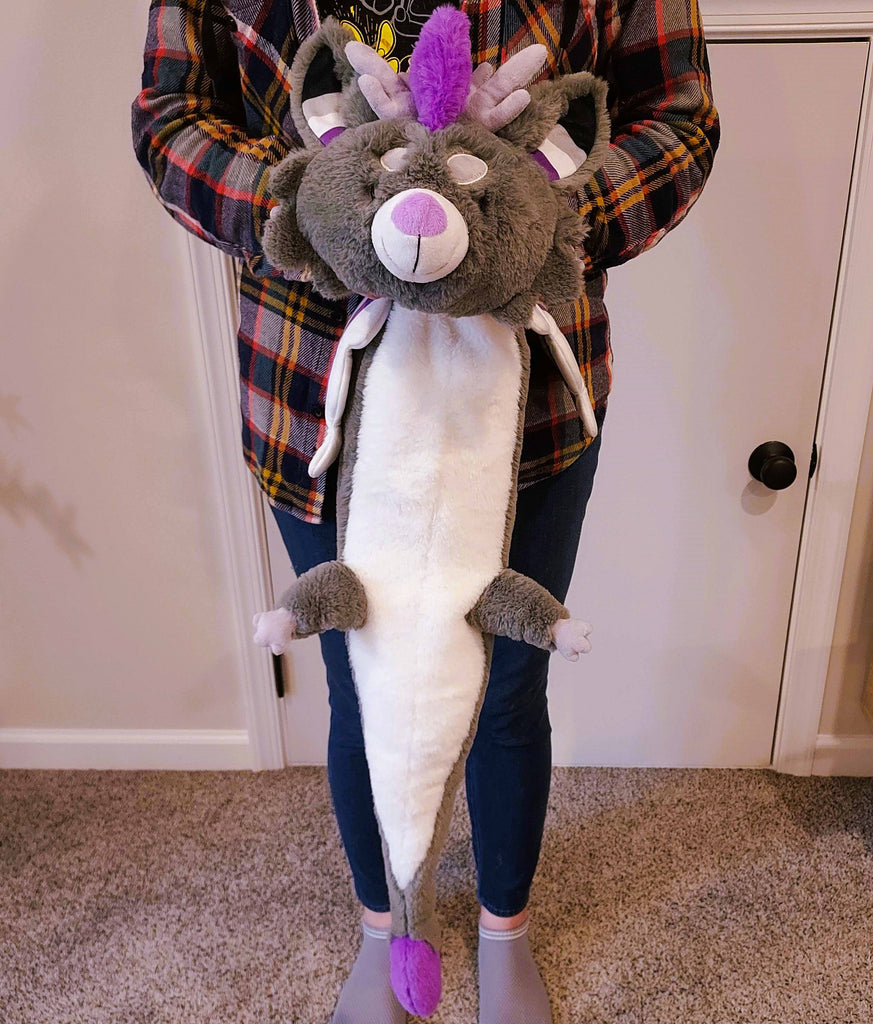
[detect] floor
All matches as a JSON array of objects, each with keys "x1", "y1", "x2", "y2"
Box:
[{"x1": 1, "y1": 766, "x2": 872, "y2": 1023}]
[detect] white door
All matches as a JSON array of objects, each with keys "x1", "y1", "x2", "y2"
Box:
[
  {"x1": 267, "y1": 40, "x2": 868, "y2": 767},
  {"x1": 550, "y1": 39, "x2": 867, "y2": 766},
  {"x1": 263, "y1": 509, "x2": 333, "y2": 764}
]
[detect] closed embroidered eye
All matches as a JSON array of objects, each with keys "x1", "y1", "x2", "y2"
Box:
[
  {"x1": 447, "y1": 152, "x2": 488, "y2": 184},
  {"x1": 380, "y1": 147, "x2": 410, "y2": 171}
]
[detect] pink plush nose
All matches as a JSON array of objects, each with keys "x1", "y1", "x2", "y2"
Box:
[{"x1": 390, "y1": 193, "x2": 447, "y2": 237}]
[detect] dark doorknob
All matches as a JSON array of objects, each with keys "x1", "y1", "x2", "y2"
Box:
[{"x1": 748, "y1": 441, "x2": 797, "y2": 490}]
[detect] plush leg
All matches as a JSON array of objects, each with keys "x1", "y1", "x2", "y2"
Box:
[
  {"x1": 477, "y1": 916, "x2": 552, "y2": 1024},
  {"x1": 252, "y1": 559, "x2": 367, "y2": 653},
  {"x1": 466, "y1": 568, "x2": 591, "y2": 658},
  {"x1": 330, "y1": 921, "x2": 407, "y2": 1024}
]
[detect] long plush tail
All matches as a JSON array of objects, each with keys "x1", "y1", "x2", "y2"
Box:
[{"x1": 390, "y1": 935, "x2": 442, "y2": 1016}]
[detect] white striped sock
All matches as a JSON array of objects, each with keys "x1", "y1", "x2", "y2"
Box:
[
  {"x1": 478, "y1": 917, "x2": 551, "y2": 1024},
  {"x1": 479, "y1": 918, "x2": 530, "y2": 942}
]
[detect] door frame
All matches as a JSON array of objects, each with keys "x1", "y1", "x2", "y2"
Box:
[
  {"x1": 187, "y1": 1, "x2": 873, "y2": 773},
  {"x1": 185, "y1": 242, "x2": 286, "y2": 770}
]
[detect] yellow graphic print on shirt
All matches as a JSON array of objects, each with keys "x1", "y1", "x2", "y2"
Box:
[
  {"x1": 342, "y1": 16, "x2": 401, "y2": 71},
  {"x1": 318, "y1": 0, "x2": 456, "y2": 71}
]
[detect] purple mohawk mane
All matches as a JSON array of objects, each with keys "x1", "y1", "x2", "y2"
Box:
[{"x1": 408, "y1": 6, "x2": 473, "y2": 131}]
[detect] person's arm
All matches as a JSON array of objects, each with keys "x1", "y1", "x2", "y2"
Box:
[
  {"x1": 130, "y1": 0, "x2": 295, "y2": 279},
  {"x1": 571, "y1": 0, "x2": 720, "y2": 273}
]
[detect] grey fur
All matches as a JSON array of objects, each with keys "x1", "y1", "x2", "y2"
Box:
[
  {"x1": 293, "y1": 119, "x2": 559, "y2": 321},
  {"x1": 278, "y1": 560, "x2": 367, "y2": 635},
  {"x1": 333, "y1": 328, "x2": 533, "y2": 952},
  {"x1": 560, "y1": 76, "x2": 613, "y2": 194},
  {"x1": 495, "y1": 73, "x2": 612, "y2": 193},
  {"x1": 265, "y1": 42, "x2": 611, "y2": 323},
  {"x1": 267, "y1": 149, "x2": 313, "y2": 200},
  {"x1": 262, "y1": 152, "x2": 351, "y2": 297},
  {"x1": 286, "y1": 19, "x2": 369, "y2": 148},
  {"x1": 257, "y1": 16, "x2": 612, "y2": 998},
  {"x1": 335, "y1": 339, "x2": 373, "y2": 557},
  {"x1": 467, "y1": 568, "x2": 571, "y2": 651},
  {"x1": 527, "y1": 210, "x2": 590, "y2": 313},
  {"x1": 382, "y1": 337, "x2": 532, "y2": 950}
]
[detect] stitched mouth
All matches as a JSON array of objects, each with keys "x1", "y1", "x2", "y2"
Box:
[
  {"x1": 371, "y1": 229, "x2": 467, "y2": 284},
  {"x1": 371, "y1": 188, "x2": 470, "y2": 284}
]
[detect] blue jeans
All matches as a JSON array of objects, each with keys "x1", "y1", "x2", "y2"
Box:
[{"x1": 271, "y1": 430, "x2": 602, "y2": 916}]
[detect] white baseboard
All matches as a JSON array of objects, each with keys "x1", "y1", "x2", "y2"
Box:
[
  {"x1": 0, "y1": 728, "x2": 254, "y2": 770},
  {"x1": 812, "y1": 733, "x2": 873, "y2": 776},
  {"x1": 8, "y1": 728, "x2": 867, "y2": 774}
]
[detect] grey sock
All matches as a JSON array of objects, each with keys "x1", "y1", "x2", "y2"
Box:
[
  {"x1": 330, "y1": 922, "x2": 407, "y2": 1024},
  {"x1": 478, "y1": 919, "x2": 552, "y2": 1024}
]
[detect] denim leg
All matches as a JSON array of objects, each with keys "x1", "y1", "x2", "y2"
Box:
[
  {"x1": 466, "y1": 432, "x2": 603, "y2": 917},
  {"x1": 270, "y1": 504, "x2": 391, "y2": 913},
  {"x1": 270, "y1": 428, "x2": 602, "y2": 917}
]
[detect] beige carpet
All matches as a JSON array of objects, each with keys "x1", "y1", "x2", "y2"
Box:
[{"x1": 1, "y1": 767, "x2": 872, "y2": 1024}]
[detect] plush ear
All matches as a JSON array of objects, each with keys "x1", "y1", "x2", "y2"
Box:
[
  {"x1": 496, "y1": 73, "x2": 611, "y2": 189},
  {"x1": 268, "y1": 149, "x2": 312, "y2": 200},
  {"x1": 263, "y1": 151, "x2": 351, "y2": 298},
  {"x1": 288, "y1": 17, "x2": 376, "y2": 147}
]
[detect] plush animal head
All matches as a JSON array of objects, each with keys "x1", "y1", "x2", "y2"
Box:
[{"x1": 263, "y1": 6, "x2": 610, "y2": 324}]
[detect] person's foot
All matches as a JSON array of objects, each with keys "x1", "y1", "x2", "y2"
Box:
[
  {"x1": 478, "y1": 916, "x2": 552, "y2": 1024},
  {"x1": 330, "y1": 921, "x2": 407, "y2": 1024}
]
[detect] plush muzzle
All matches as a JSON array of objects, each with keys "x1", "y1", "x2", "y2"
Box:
[{"x1": 371, "y1": 187, "x2": 470, "y2": 283}]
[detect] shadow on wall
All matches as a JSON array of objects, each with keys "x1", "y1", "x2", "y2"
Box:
[{"x1": 0, "y1": 394, "x2": 93, "y2": 565}]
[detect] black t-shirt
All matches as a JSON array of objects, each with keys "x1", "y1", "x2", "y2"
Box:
[{"x1": 316, "y1": 0, "x2": 460, "y2": 71}]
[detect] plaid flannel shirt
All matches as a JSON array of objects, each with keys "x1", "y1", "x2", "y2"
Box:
[{"x1": 132, "y1": 0, "x2": 719, "y2": 522}]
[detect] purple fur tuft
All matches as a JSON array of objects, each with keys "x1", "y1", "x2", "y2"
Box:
[
  {"x1": 408, "y1": 6, "x2": 472, "y2": 131},
  {"x1": 390, "y1": 936, "x2": 442, "y2": 1016}
]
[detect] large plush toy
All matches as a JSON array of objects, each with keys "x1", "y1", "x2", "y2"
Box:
[{"x1": 252, "y1": 7, "x2": 609, "y2": 1016}]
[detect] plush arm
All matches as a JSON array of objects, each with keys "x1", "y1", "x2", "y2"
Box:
[
  {"x1": 130, "y1": 0, "x2": 299, "y2": 279},
  {"x1": 467, "y1": 569, "x2": 592, "y2": 660},
  {"x1": 253, "y1": 561, "x2": 368, "y2": 654},
  {"x1": 570, "y1": 0, "x2": 720, "y2": 272},
  {"x1": 280, "y1": 561, "x2": 368, "y2": 633}
]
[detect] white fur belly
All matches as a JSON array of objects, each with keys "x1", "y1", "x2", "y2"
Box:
[{"x1": 343, "y1": 306, "x2": 522, "y2": 890}]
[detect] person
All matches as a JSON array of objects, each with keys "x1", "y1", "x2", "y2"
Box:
[{"x1": 131, "y1": 1, "x2": 719, "y2": 1021}]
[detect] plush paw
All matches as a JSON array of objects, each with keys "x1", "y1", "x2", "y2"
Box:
[
  {"x1": 252, "y1": 608, "x2": 297, "y2": 655},
  {"x1": 551, "y1": 617, "x2": 592, "y2": 661}
]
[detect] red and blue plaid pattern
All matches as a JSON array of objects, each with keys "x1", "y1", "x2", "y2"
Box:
[{"x1": 132, "y1": 0, "x2": 719, "y2": 522}]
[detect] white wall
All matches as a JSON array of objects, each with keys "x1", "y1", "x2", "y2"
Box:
[
  {"x1": 0, "y1": 3, "x2": 250, "y2": 766},
  {"x1": 2, "y1": 3, "x2": 870, "y2": 772}
]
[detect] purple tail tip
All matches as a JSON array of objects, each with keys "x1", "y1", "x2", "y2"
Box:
[{"x1": 390, "y1": 936, "x2": 442, "y2": 1016}]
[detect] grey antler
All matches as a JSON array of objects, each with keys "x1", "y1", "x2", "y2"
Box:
[
  {"x1": 464, "y1": 44, "x2": 548, "y2": 131},
  {"x1": 345, "y1": 42, "x2": 416, "y2": 120}
]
